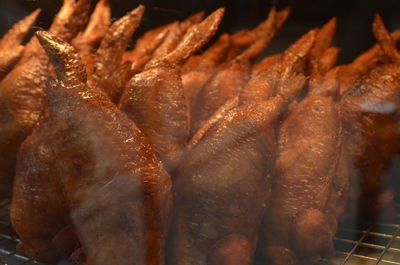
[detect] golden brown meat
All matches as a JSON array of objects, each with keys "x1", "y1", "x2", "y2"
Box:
[
  {"x1": 182, "y1": 33, "x2": 232, "y2": 109},
  {"x1": 0, "y1": 0, "x2": 90, "y2": 200},
  {"x1": 72, "y1": 0, "x2": 111, "y2": 75},
  {"x1": 187, "y1": 97, "x2": 239, "y2": 151},
  {"x1": 307, "y1": 67, "x2": 340, "y2": 99},
  {"x1": 171, "y1": 98, "x2": 283, "y2": 265},
  {"x1": 306, "y1": 17, "x2": 340, "y2": 100},
  {"x1": 338, "y1": 29, "x2": 400, "y2": 95},
  {"x1": 226, "y1": 7, "x2": 291, "y2": 60},
  {"x1": 319, "y1": 46, "x2": 341, "y2": 74},
  {"x1": 11, "y1": 114, "x2": 72, "y2": 263},
  {"x1": 263, "y1": 96, "x2": 342, "y2": 265},
  {"x1": 0, "y1": 53, "x2": 48, "y2": 200},
  {"x1": 181, "y1": 33, "x2": 231, "y2": 74},
  {"x1": 18, "y1": 0, "x2": 90, "y2": 66},
  {"x1": 13, "y1": 30, "x2": 173, "y2": 265},
  {"x1": 89, "y1": 5, "x2": 145, "y2": 103},
  {"x1": 340, "y1": 15, "x2": 400, "y2": 221},
  {"x1": 119, "y1": 9, "x2": 225, "y2": 171},
  {"x1": 307, "y1": 17, "x2": 337, "y2": 75},
  {"x1": 341, "y1": 64, "x2": 400, "y2": 220},
  {"x1": 151, "y1": 11, "x2": 205, "y2": 60},
  {"x1": 191, "y1": 7, "x2": 281, "y2": 135},
  {"x1": 274, "y1": 29, "x2": 317, "y2": 101},
  {"x1": 240, "y1": 29, "x2": 317, "y2": 105},
  {"x1": 123, "y1": 24, "x2": 171, "y2": 74},
  {"x1": 0, "y1": 9, "x2": 40, "y2": 81}
]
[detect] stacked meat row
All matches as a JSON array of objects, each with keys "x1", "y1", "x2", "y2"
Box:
[{"x1": 0, "y1": 0, "x2": 399, "y2": 265}]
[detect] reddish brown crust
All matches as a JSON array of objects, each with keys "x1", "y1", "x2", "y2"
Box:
[
  {"x1": 32, "y1": 31, "x2": 172, "y2": 265},
  {"x1": 307, "y1": 17, "x2": 337, "y2": 75},
  {"x1": 264, "y1": 96, "x2": 341, "y2": 265},
  {"x1": 372, "y1": 14, "x2": 400, "y2": 63},
  {"x1": 172, "y1": 99, "x2": 283, "y2": 265},
  {"x1": 90, "y1": 5, "x2": 145, "y2": 103},
  {"x1": 341, "y1": 63, "x2": 400, "y2": 220},
  {"x1": 0, "y1": 9, "x2": 41, "y2": 80}
]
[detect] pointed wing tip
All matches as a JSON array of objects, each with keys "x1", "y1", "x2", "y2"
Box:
[
  {"x1": 31, "y1": 8, "x2": 42, "y2": 19},
  {"x1": 374, "y1": 13, "x2": 383, "y2": 21},
  {"x1": 328, "y1": 16, "x2": 337, "y2": 25},
  {"x1": 372, "y1": 13, "x2": 387, "y2": 33},
  {"x1": 124, "y1": 4, "x2": 145, "y2": 22},
  {"x1": 133, "y1": 4, "x2": 146, "y2": 16},
  {"x1": 35, "y1": 30, "x2": 66, "y2": 55},
  {"x1": 214, "y1": 7, "x2": 226, "y2": 17},
  {"x1": 203, "y1": 7, "x2": 225, "y2": 29},
  {"x1": 35, "y1": 30, "x2": 52, "y2": 45}
]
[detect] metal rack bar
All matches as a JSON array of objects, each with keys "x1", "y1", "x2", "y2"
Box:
[{"x1": 0, "y1": 200, "x2": 398, "y2": 265}]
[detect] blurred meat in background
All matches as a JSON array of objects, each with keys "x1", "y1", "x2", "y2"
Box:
[{"x1": 2, "y1": 0, "x2": 400, "y2": 64}]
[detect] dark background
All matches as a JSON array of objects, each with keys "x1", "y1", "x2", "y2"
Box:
[{"x1": 1, "y1": 0, "x2": 400, "y2": 64}]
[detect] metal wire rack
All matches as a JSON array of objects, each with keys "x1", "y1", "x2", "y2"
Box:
[{"x1": 0, "y1": 200, "x2": 399, "y2": 265}]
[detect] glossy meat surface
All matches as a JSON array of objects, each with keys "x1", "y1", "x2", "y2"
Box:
[
  {"x1": 341, "y1": 63, "x2": 400, "y2": 219},
  {"x1": 264, "y1": 96, "x2": 342, "y2": 265},
  {"x1": 90, "y1": 5, "x2": 145, "y2": 103},
  {"x1": 120, "y1": 9, "x2": 224, "y2": 171},
  {"x1": 12, "y1": 31, "x2": 173, "y2": 265},
  {"x1": 0, "y1": 9, "x2": 40, "y2": 80},
  {"x1": 11, "y1": 115, "x2": 71, "y2": 263},
  {"x1": 0, "y1": 0, "x2": 90, "y2": 199},
  {"x1": 171, "y1": 98, "x2": 283, "y2": 265}
]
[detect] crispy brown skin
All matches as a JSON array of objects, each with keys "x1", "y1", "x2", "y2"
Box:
[
  {"x1": 151, "y1": 11, "x2": 205, "y2": 60},
  {"x1": 308, "y1": 67, "x2": 340, "y2": 99},
  {"x1": 240, "y1": 29, "x2": 316, "y2": 105},
  {"x1": 307, "y1": 17, "x2": 337, "y2": 75},
  {"x1": 0, "y1": 9, "x2": 40, "y2": 80},
  {"x1": 19, "y1": 0, "x2": 90, "y2": 66},
  {"x1": 124, "y1": 25, "x2": 170, "y2": 74},
  {"x1": 171, "y1": 98, "x2": 283, "y2": 265},
  {"x1": 119, "y1": 9, "x2": 224, "y2": 171},
  {"x1": 72, "y1": 0, "x2": 111, "y2": 75},
  {"x1": 226, "y1": 7, "x2": 290, "y2": 60},
  {"x1": 341, "y1": 63, "x2": 400, "y2": 220},
  {"x1": 0, "y1": 0, "x2": 90, "y2": 200},
  {"x1": 191, "y1": 8, "x2": 280, "y2": 134},
  {"x1": 0, "y1": 54, "x2": 47, "y2": 199},
  {"x1": 12, "y1": 31, "x2": 173, "y2": 265},
  {"x1": 90, "y1": 5, "x2": 145, "y2": 103},
  {"x1": 263, "y1": 96, "x2": 342, "y2": 265},
  {"x1": 11, "y1": 113, "x2": 72, "y2": 263},
  {"x1": 182, "y1": 33, "x2": 232, "y2": 111},
  {"x1": 338, "y1": 30, "x2": 400, "y2": 95},
  {"x1": 340, "y1": 15, "x2": 400, "y2": 220}
]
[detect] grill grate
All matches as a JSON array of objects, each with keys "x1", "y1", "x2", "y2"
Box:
[{"x1": 0, "y1": 200, "x2": 399, "y2": 265}]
